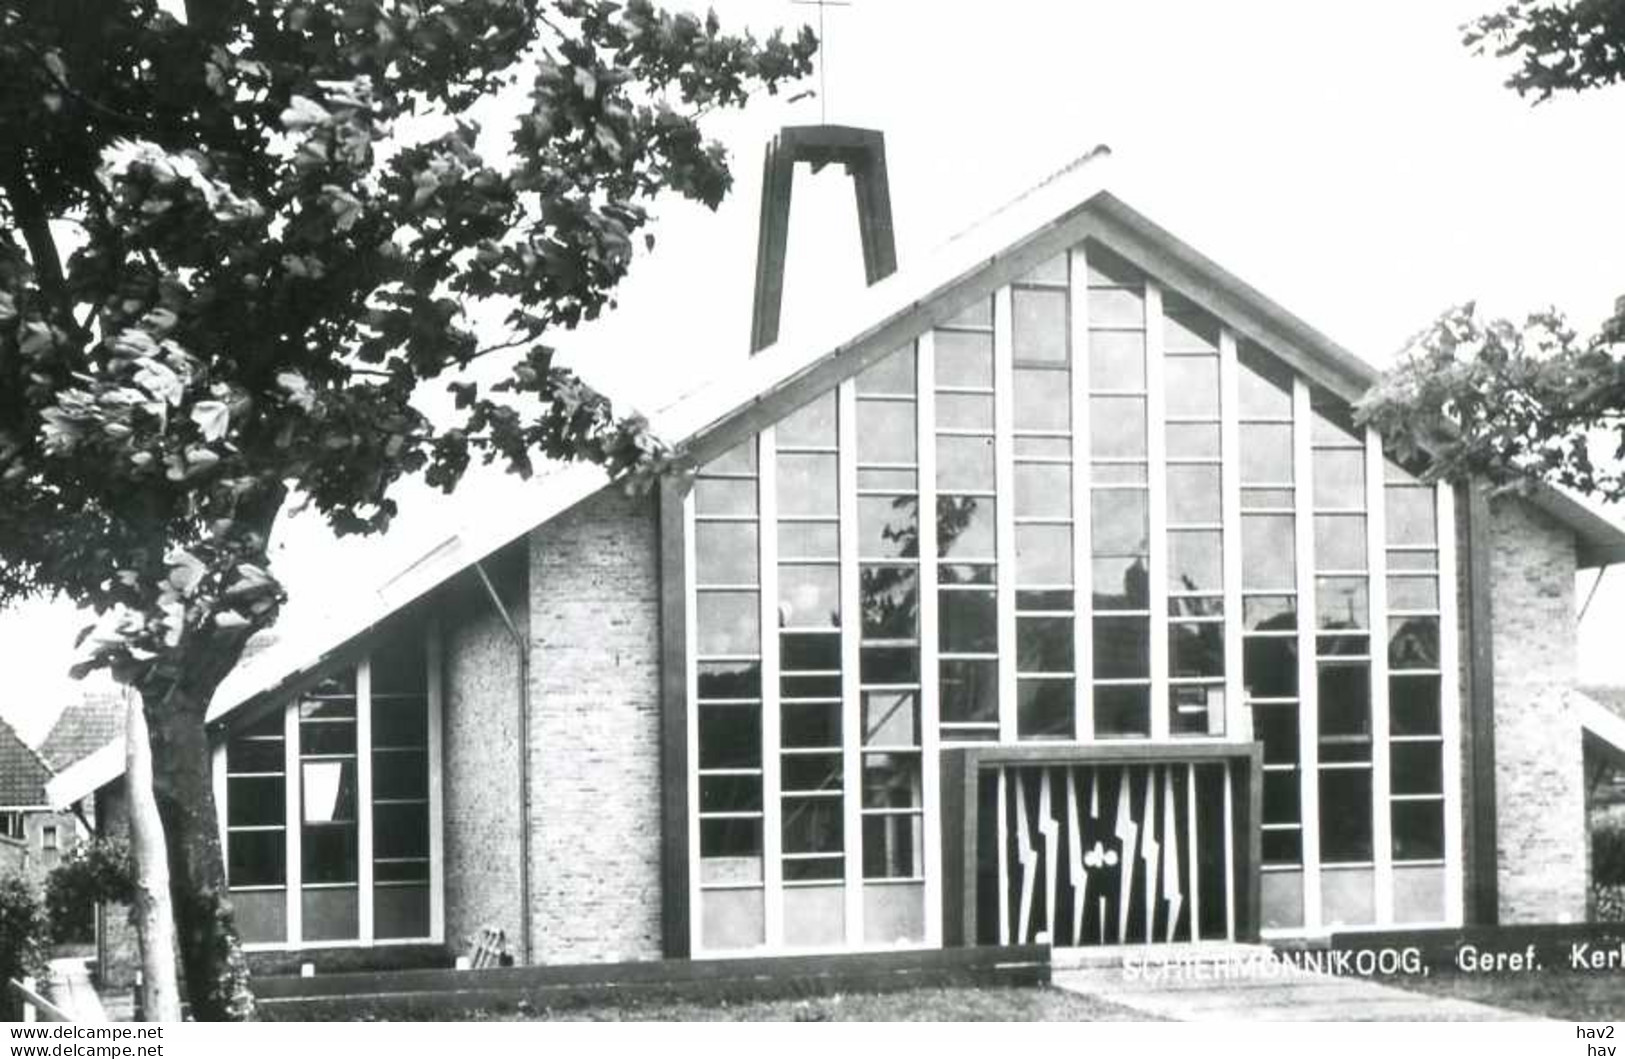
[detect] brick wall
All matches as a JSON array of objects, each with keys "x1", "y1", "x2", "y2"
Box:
[
  {"x1": 0, "y1": 836, "x2": 25, "y2": 878},
  {"x1": 527, "y1": 485, "x2": 664, "y2": 963},
  {"x1": 0, "y1": 809, "x2": 80, "y2": 892},
  {"x1": 1489, "y1": 495, "x2": 1589, "y2": 923},
  {"x1": 440, "y1": 566, "x2": 527, "y2": 958}
]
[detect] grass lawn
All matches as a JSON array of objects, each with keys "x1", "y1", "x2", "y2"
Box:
[
  {"x1": 1397, "y1": 968, "x2": 1625, "y2": 1022},
  {"x1": 446, "y1": 985, "x2": 1148, "y2": 1022}
]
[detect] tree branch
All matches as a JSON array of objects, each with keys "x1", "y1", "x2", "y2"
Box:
[{"x1": 0, "y1": 149, "x2": 73, "y2": 326}]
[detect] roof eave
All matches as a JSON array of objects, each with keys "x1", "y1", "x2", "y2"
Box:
[{"x1": 1526, "y1": 487, "x2": 1625, "y2": 570}]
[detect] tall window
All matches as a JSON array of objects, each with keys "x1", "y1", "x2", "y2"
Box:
[
  {"x1": 1238, "y1": 345, "x2": 1303, "y2": 926},
  {"x1": 777, "y1": 392, "x2": 846, "y2": 943},
  {"x1": 224, "y1": 627, "x2": 436, "y2": 947},
  {"x1": 856, "y1": 347, "x2": 926, "y2": 942},
  {"x1": 371, "y1": 635, "x2": 432, "y2": 938},
  {"x1": 1163, "y1": 292, "x2": 1226, "y2": 735},
  {"x1": 226, "y1": 709, "x2": 287, "y2": 942},
  {"x1": 1385, "y1": 459, "x2": 1446, "y2": 921},
  {"x1": 1311, "y1": 391, "x2": 1374, "y2": 924},
  {"x1": 1011, "y1": 256, "x2": 1077, "y2": 740},
  {"x1": 935, "y1": 299, "x2": 999, "y2": 742},
  {"x1": 299, "y1": 672, "x2": 359, "y2": 940},
  {"x1": 693, "y1": 440, "x2": 765, "y2": 950},
  {"x1": 1086, "y1": 246, "x2": 1151, "y2": 736}
]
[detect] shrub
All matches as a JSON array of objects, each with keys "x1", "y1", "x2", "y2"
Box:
[
  {"x1": 1594, "y1": 883, "x2": 1625, "y2": 923},
  {"x1": 45, "y1": 839, "x2": 135, "y2": 945},
  {"x1": 0, "y1": 874, "x2": 47, "y2": 1020}
]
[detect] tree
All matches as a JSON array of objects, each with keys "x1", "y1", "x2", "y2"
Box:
[
  {"x1": 1359, "y1": 304, "x2": 1625, "y2": 501},
  {"x1": 0, "y1": 0, "x2": 814, "y2": 1020},
  {"x1": 1464, "y1": 1, "x2": 1625, "y2": 101},
  {"x1": 1358, "y1": 4, "x2": 1625, "y2": 496}
]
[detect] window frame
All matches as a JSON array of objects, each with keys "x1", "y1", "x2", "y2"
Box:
[{"x1": 216, "y1": 625, "x2": 443, "y2": 951}]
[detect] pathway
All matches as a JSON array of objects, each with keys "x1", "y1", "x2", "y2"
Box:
[
  {"x1": 1051, "y1": 945, "x2": 1537, "y2": 1021},
  {"x1": 46, "y1": 958, "x2": 109, "y2": 1023}
]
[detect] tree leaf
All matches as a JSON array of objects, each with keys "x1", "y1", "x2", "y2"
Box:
[{"x1": 190, "y1": 401, "x2": 230, "y2": 441}]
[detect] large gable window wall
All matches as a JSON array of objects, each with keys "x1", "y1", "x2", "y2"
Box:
[
  {"x1": 221, "y1": 627, "x2": 441, "y2": 949},
  {"x1": 686, "y1": 238, "x2": 1460, "y2": 953}
]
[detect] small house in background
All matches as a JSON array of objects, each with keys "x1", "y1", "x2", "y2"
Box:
[
  {"x1": 37, "y1": 686, "x2": 127, "y2": 777},
  {"x1": 0, "y1": 716, "x2": 80, "y2": 889},
  {"x1": 44, "y1": 130, "x2": 1625, "y2": 981}
]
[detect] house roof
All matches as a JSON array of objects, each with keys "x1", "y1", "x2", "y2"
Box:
[
  {"x1": 1584, "y1": 687, "x2": 1625, "y2": 720},
  {"x1": 46, "y1": 141, "x2": 1625, "y2": 807},
  {"x1": 0, "y1": 716, "x2": 53, "y2": 810},
  {"x1": 1579, "y1": 688, "x2": 1625, "y2": 770},
  {"x1": 37, "y1": 687, "x2": 126, "y2": 773}
]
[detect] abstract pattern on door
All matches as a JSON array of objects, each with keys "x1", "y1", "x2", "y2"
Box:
[{"x1": 979, "y1": 761, "x2": 1238, "y2": 946}]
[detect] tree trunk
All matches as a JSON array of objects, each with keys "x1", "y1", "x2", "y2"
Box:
[
  {"x1": 123, "y1": 690, "x2": 182, "y2": 1022},
  {"x1": 142, "y1": 683, "x2": 255, "y2": 1021}
]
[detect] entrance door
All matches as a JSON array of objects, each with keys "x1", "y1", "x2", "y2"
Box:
[{"x1": 942, "y1": 747, "x2": 1259, "y2": 947}]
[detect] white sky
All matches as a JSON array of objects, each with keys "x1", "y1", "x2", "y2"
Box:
[{"x1": 5, "y1": 0, "x2": 1625, "y2": 742}]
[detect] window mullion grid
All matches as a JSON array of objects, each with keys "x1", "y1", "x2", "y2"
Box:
[
  {"x1": 1436, "y1": 481, "x2": 1464, "y2": 925},
  {"x1": 358, "y1": 656, "x2": 375, "y2": 943},
  {"x1": 916, "y1": 333, "x2": 943, "y2": 945},
  {"x1": 1366, "y1": 428, "x2": 1393, "y2": 925},
  {"x1": 1219, "y1": 329, "x2": 1243, "y2": 740},
  {"x1": 1145, "y1": 282, "x2": 1170, "y2": 739},
  {"x1": 1292, "y1": 376, "x2": 1321, "y2": 929},
  {"x1": 1069, "y1": 247, "x2": 1093, "y2": 739},
  {"x1": 994, "y1": 286, "x2": 1018, "y2": 743},
  {"x1": 283, "y1": 691, "x2": 303, "y2": 944},
  {"x1": 759, "y1": 426, "x2": 784, "y2": 947},
  {"x1": 838, "y1": 380, "x2": 864, "y2": 945}
]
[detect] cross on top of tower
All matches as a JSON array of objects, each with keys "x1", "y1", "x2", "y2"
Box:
[{"x1": 791, "y1": 0, "x2": 852, "y2": 124}]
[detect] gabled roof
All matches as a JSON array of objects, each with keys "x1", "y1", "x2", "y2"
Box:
[
  {"x1": 37, "y1": 688, "x2": 125, "y2": 773},
  {"x1": 0, "y1": 716, "x2": 53, "y2": 810},
  {"x1": 47, "y1": 142, "x2": 1625, "y2": 807}
]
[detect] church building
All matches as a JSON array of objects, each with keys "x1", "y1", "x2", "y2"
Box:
[{"x1": 51, "y1": 127, "x2": 1625, "y2": 975}]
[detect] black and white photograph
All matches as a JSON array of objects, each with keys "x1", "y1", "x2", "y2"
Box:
[{"x1": 2, "y1": 0, "x2": 1625, "y2": 1036}]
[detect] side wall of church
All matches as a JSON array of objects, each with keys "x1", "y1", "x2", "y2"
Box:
[{"x1": 1490, "y1": 495, "x2": 1589, "y2": 923}]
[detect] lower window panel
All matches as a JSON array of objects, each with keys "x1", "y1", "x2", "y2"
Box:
[
  {"x1": 864, "y1": 881, "x2": 925, "y2": 944},
  {"x1": 373, "y1": 884, "x2": 431, "y2": 940},
  {"x1": 229, "y1": 889, "x2": 286, "y2": 945},
  {"x1": 1393, "y1": 864, "x2": 1446, "y2": 924},
  {"x1": 783, "y1": 884, "x2": 845, "y2": 947},
  {"x1": 301, "y1": 886, "x2": 359, "y2": 942},
  {"x1": 700, "y1": 888, "x2": 764, "y2": 950},
  {"x1": 1319, "y1": 867, "x2": 1374, "y2": 927},
  {"x1": 1260, "y1": 870, "x2": 1303, "y2": 931}
]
